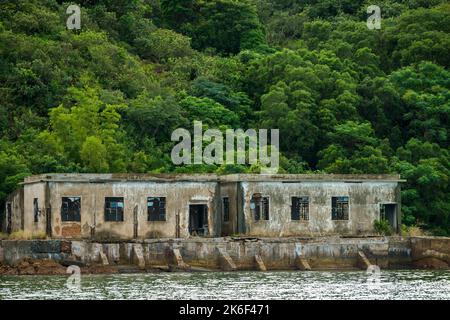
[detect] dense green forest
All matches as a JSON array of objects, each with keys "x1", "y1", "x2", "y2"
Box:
[{"x1": 0, "y1": 0, "x2": 449, "y2": 235}]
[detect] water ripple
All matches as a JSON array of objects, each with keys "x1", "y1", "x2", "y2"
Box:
[{"x1": 1, "y1": 270, "x2": 449, "y2": 300}]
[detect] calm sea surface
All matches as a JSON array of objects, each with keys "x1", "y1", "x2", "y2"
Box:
[{"x1": 1, "y1": 270, "x2": 449, "y2": 300}]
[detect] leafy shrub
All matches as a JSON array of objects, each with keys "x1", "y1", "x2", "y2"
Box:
[
  {"x1": 401, "y1": 224, "x2": 428, "y2": 236},
  {"x1": 374, "y1": 219, "x2": 393, "y2": 236}
]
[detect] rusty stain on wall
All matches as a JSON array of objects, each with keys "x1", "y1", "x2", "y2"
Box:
[{"x1": 61, "y1": 224, "x2": 82, "y2": 237}]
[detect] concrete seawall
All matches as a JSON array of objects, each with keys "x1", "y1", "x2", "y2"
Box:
[{"x1": 0, "y1": 236, "x2": 449, "y2": 272}]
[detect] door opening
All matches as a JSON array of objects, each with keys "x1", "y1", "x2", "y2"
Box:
[
  {"x1": 133, "y1": 205, "x2": 138, "y2": 238},
  {"x1": 46, "y1": 206, "x2": 52, "y2": 237},
  {"x1": 380, "y1": 203, "x2": 397, "y2": 231},
  {"x1": 189, "y1": 204, "x2": 208, "y2": 236}
]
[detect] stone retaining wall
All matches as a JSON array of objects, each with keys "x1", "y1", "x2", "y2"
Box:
[{"x1": 0, "y1": 236, "x2": 449, "y2": 271}]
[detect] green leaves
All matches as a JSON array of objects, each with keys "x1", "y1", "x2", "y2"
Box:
[
  {"x1": 179, "y1": 96, "x2": 240, "y2": 128},
  {"x1": 385, "y1": 4, "x2": 450, "y2": 68},
  {"x1": 317, "y1": 121, "x2": 390, "y2": 174},
  {"x1": 44, "y1": 85, "x2": 128, "y2": 173},
  {"x1": 80, "y1": 136, "x2": 109, "y2": 173},
  {"x1": 0, "y1": 150, "x2": 30, "y2": 200},
  {"x1": 127, "y1": 93, "x2": 187, "y2": 143},
  {"x1": 190, "y1": 77, "x2": 252, "y2": 121},
  {"x1": 393, "y1": 139, "x2": 450, "y2": 233},
  {"x1": 0, "y1": 0, "x2": 449, "y2": 234},
  {"x1": 390, "y1": 62, "x2": 450, "y2": 147},
  {"x1": 135, "y1": 28, "x2": 194, "y2": 62},
  {"x1": 161, "y1": 0, "x2": 266, "y2": 54}
]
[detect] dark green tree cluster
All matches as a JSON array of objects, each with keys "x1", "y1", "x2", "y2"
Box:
[{"x1": 0, "y1": 0, "x2": 449, "y2": 234}]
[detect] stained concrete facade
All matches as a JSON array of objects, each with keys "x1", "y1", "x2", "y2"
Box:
[
  {"x1": 5, "y1": 237, "x2": 449, "y2": 271},
  {"x1": 1, "y1": 174, "x2": 404, "y2": 239}
]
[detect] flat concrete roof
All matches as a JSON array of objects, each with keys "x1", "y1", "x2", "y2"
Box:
[
  {"x1": 220, "y1": 174, "x2": 405, "y2": 182},
  {"x1": 23, "y1": 173, "x2": 405, "y2": 184},
  {"x1": 23, "y1": 173, "x2": 219, "y2": 184}
]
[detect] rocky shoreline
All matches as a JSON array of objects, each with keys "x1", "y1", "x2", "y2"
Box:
[
  {"x1": 0, "y1": 259, "x2": 123, "y2": 275},
  {"x1": 0, "y1": 259, "x2": 214, "y2": 275}
]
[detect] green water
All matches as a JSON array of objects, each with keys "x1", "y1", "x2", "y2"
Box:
[{"x1": 1, "y1": 270, "x2": 449, "y2": 300}]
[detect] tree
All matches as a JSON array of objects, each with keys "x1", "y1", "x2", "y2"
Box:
[
  {"x1": 135, "y1": 28, "x2": 194, "y2": 62},
  {"x1": 317, "y1": 121, "x2": 391, "y2": 174},
  {"x1": 44, "y1": 85, "x2": 128, "y2": 172},
  {"x1": 384, "y1": 4, "x2": 450, "y2": 69},
  {"x1": 390, "y1": 62, "x2": 450, "y2": 147},
  {"x1": 179, "y1": 95, "x2": 240, "y2": 127},
  {"x1": 161, "y1": 0, "x2": 266, "y2": 54},
  {"x1": 0, "y1": 150, "x2": 30, "y2": 201},
  {"x1": 80, "y1": 136, "x2": 109, "y2": 172},
  {"x1": 0, "y1": 0, "x2": 449, "y2": 235},
  {"x1": 393, "y1": 139, "x2": 450, "y2": 234},
  {"x1": 126, "y1": 93, "x2": 188, "y2": 143},
  {"x1": 190, "y1": 77, "x2": 252, "y2": 123}
]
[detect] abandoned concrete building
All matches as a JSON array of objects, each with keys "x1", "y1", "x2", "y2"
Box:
[{"x1": 0, "y1": 174, "x2": 403, "y2": 239}]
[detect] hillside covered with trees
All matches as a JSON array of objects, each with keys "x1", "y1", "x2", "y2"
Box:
[{"x1": 0, "y1": 0, "x2": 449, "y2": 235}]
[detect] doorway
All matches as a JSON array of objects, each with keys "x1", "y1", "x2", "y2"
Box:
[
  {"x1": 189, "y1": 204, "x2": 208, "y2": 236},
  {"x1": 380, "y1": 203, "x2": 397, "y2": 231},
  {"x1": 45, "y1": 206, "x2": 52, "y2": 237},
  {"x1": 133, "y1": 205, "x2": 138, "y2": 239}
]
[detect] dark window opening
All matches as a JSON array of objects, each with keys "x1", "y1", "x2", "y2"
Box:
[
  {"x1": 292, "y1": 197, "x2": 309, "y2": 221},
  {"x1": 332, "y1": 196, "x2": 349, "y2": 220},
  {"x1": 223, "y1": 197, "x2": 230, "y2": 222},
  {"x1": 147, "y1": 197, "x2": 166, "y2": 221},
  {"x1": 33, "y1": 198, "x2": 39, "y2": 223},
  {"x1": 251, "y1": 194, "x2": 269, "y2": 221},
  {"x1": 105, "y1": 197, "x2": 124, "y2": 222},
  {"x1": 61, "y1": 197, "x2": 81, "y2": 222}
]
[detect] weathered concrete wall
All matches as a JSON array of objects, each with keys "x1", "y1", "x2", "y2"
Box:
[
  {"x1": 220, "y1": 182, "x2": 239, "y2": 236},
  {"x1": 0, "y1": 240, "x2": 70, "y2": 265},
  {"x1": 410, "y1": 236, "x2": 450, "y2": 269},
  {"x1": 2, "y1": 236, "x2": 438, "y2": 270},
  {"x1": 44, "y1": 180, "x2": 220, "y2": 239},
  {"x1": 168, "y1": 237, "x2": 409, "y2": 270},
  {"x1": 23, "y1": 182, "x2": 47, "y2": 235},
  {"x1": 4, "y1": 187, "x2": 24, "y2": 234},
  {"x1": 6, "y1": 174, "x2": 404, "y2": 239},
  {"x1": 241, "y1": 181, "x2": 400, "y2": 237}
]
